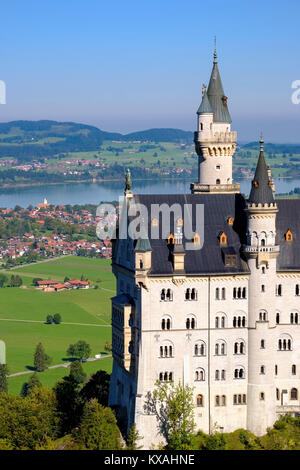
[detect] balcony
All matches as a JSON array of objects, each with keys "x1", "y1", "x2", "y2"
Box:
[
  {"x1": 243, "y1": 245, "x2": 280, "y2": 254},
  {"x1": 194, "y1": 130, "x2": 237, "y2": 143},
  {"x1": 191, "y1": 182, "x2": 240, "y2": 194}
]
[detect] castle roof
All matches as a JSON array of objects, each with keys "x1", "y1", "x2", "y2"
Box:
[
  {"x1": 132, "y1": 193, "x2": 248, "y2": 275},
  {"x1": 207, "y1": 50, "x2": 232, "y2": 123},
  {"x1": 197, "y1": 90, "x2": 213, "y2": 115},
  {"x1": 248, "y1": 138, "x2": 275, "y2": 205},
  {"x1": 126, "y1": 192, "x2": 300, "y2": 275}
]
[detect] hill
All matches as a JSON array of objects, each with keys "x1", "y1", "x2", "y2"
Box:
[{"x1": 0, "y1": 120, "x2": 193, "y2": 162}]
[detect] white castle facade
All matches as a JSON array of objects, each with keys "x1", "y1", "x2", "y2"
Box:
[{"x1": 108, "y1": 50, "x2": 300, "y2": 448}]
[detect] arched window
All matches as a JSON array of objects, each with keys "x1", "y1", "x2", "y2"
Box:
[
  {"x1": 292, "y1": 364, "x2": 296, "y2": 375},
  {"x1": 215, "y1": 395, "x2": 220, "y2": 406},
  {"x1": 234, "y1": 367, "x2": 245, "y2": 379},
  {"x1": 161, "y1": 316, "x2": 171, "y2": 330},
  {"x1": 276, "y1": 312, "x2": 280, "y2": 324},
  {"x1": 276, "y1": 388, "x2": 280, "y2": 400},
  {"x1": 159, "y1": 341, "x2": 174, "y2": 358},
  {"x1": 215, "y1": 317, "x2": 219, "y2": 328},
  {"x1": 196, "y1": 394, "x2": 204, "y2": 407},
  {"x1": 195, "y1": 368, "x2": 205, "y2": 381},
  {"x1": 215, "y1": 340, "x2": 226, "y2": 356},
  {"x1": 291, "y1": 388, "x2": 298, "y2": 400},
  {"x1": 261, "y1": 339, "x2": 265, "y2": 349},
  {"x1": 296, "y1": 285, "x2": 300, "y2": 296},
  {"x1": 216, "y1": 179, "x2": 221, "y2": 185},
  {"x1": 215, "y1": 288, "x2": 220, "y2": 300},
  {"x1": 215, "y1": 370, "x2": 220, "y2": 381},
  {"x1": 222, "y1": 288, "x2": 226, "y2": 300},
  {"x1": 186, "y1": 315, "x2": 196, "y2": 329},
  {"x1": 278, "y1": 335, "x2": 292, "y2": 351},
  {"x1": 260, "y1": 365, "x2": 265, "y2": 375},
  {"x1": 221, "y1": 370, "x2": 226, "y2": 380},
  {"x1": 194, "y1": 341, "x2": 206, "y2": 356}
]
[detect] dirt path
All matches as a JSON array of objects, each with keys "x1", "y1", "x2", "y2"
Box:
[
  {"x1": 7, "y1": 354, "x2": 112, "y2": 378},
  {"x1": 0, "y1": 318, "x2": 111, "y2": 327}
]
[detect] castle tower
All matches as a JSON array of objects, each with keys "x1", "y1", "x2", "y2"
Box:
[
  {"x1": 191, "y1": 48, "x2": 239, "y2": 194},
  {"x1": 243, "y1": 136, "x2": 279, "y2": 435}
]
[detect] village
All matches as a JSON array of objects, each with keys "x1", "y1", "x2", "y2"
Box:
[{"x1": 0, "y1": 198, "x2": 117, "y2": 264}]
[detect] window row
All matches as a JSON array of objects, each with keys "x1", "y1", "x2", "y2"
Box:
[
  {"x1": 215, "y1": 287, "x2": 247, "y2": 300},
  {"x1": 159, "y1": 340, "x2": 247, "y2": 357},
  {"x1": 276, "y1": 312, "x2": 300, "y2": 324},
  {"x1": 276, "y1": 388, "x2": 298, "y2": 400},
  {"x1": 276, "y1": 284, "x2": 300, "y2": 296},
  {"x1": 160, "y1": 288, "x2": 198, "y2": 302},
  {"x1": 158, "y1": 372, "x2": 173, "y2": 382},
  {"x1": 196, "y1": 394, "x2": 247, "y2": 407},
  {"x1": 161, "y1": 315, "x2": 247, "y2": 330}
]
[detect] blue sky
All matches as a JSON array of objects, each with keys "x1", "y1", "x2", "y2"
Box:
[{"x1": 1, "y1": 0, "x2": 300, "y2": 141}]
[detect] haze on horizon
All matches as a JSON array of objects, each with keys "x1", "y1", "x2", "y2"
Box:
[{"x1": 1, "y1": 0, "x2": 300, "y2": 143}]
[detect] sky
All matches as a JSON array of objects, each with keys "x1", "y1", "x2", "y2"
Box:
[{"x1": 0, "y1": 0, "x2": 300, "y2": 142}]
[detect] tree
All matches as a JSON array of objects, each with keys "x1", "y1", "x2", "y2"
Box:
[
  {"x1": 80, "y1": 274, "x2": 88, "y2": 282},
  {"x1": 104, "y1": 341, "x2": 112, "y2": 352},
  {"x1": 0, "y1": 387, "x2": 58, "y2": 449},
  {"x1": 46, "y1": 314, "x2": 53, "y2": 324},
  {"x1": 67, "y1": 340, "x2": 91, "y2": 361},
  {"x1": 64, "y1": 276, "x2": 70, "y2": 282},
  {"x1": 80, "y1": 370, "x2": 110, "y2": 406},
  {"x1": 127, "y1": 423, "x2": 143, "y2": 450},
  {"x1": 0, "y1": 364, "x2": 8, "y2": 393},
  {"x1": 144, "y1": 381, "x2": 195, "y2": 450},
  {"x1": 21, "y1": 372, "x2": 42, "y2": 397},
  {"x1": 0, "y1": 274, "x2": 7, "y2": 288},
  {"x1": 34, "y1": 343, "x2": 51, "y2": 372},
  {"x1": 73, "y1": 398, "x2": 122, "y2": 450},
  {"x1": 69, "y1": 360, "x2": 86, "y2": 384},
  {"x1": 32, "y1": 277, "x2": 43, "y2": 286},
  {"x1": 53, "y1": 313, "x2": 61, "y2": 324},
  {"x1": 54, "y1": 376, "x2": 83, "y2": 434}
]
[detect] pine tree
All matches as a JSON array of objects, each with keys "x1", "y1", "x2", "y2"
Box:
[
  {"x1": 34, "y1": 343, "x2": 51, "y2": 372},
  {"x1": 21, "y1": 372, "x2": 42, "y2": 397},
  {"x1": 69, "y1": 360, "x2": 86, "y2": 384},
  {"x1": 0, "y1": 364, "x2": 8, "y2": 393},
  {"x1": 127, "y1": 423, "x2": 143, "y2": 450}
]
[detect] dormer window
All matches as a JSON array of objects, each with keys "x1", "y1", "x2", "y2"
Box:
[
  {"x1": 193, "y1": 233, "x2": 200, "y2": 245},
  {"x1": 219, "y1": 232, "x2": 227, "y2": 246},
  {"x1": 285, "y1": 229, "x2": 293, "y2": 242},
  {"x1": 228, "y1": 217, "x2": 234, "y2": 226},
  {"x1": 253, "y1": 180, "x2": 259, "y2": 188},
  {"x1": 168, "y1": 233, "x2": 174, "y2": 244}
]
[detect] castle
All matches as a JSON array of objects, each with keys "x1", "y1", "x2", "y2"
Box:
[{"x1": 108, "y1": 48, "x2": 300, "y2": 448}]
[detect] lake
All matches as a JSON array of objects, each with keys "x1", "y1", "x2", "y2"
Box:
[{"x1": 0, "y1": 177, "x2": 299, "y2": 208}]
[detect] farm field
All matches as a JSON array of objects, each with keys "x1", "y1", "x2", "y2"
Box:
[{"x1": 0, "y1": 256, "x2": 115, "y2": 393}]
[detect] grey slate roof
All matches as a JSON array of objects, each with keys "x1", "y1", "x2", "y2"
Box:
[
  {"x1": 248, "y1": 149, "x2": 275, "y2": 205},
  {"x1": 207, "y1": 56, "x2": 232, "y2": 123},
  {"x1": 197, "y1": 90, "x2": 213, "y2": 115},
  {"x1": 127, "y1": 193, "x2": 300, "y2": 275},
  {"x1": 276, "y1": 199, "x2": 300, "y2": 271},
  {"x1": 132, "y1": 193, "x2": 248, "y2": 275}
]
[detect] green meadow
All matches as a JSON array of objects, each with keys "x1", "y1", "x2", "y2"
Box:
[{"x1": 0, "y1": 256, "x2": 115, "y2": 394}]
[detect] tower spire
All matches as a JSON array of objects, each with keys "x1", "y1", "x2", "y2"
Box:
[{"x1": 214, "y1": 36, "x2": 217, "y2": 64}]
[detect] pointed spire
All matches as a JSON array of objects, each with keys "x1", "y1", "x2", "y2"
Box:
[
  {"x1": 248, "y1": 134, "x2": 274, "y2": 205},
  {"x1": 197, "y1": 87, "x2": 213, "y2": 115},
  {"x1": 214, "y1": 36, "x2": 217, "y2": 64},
  {"x1": 207, "y1": 45, "x2": 232, "y2": 123}
]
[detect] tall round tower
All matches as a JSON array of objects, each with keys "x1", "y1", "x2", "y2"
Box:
[
  {"x1": 191, "y1": 49, "x2": 239, "y2": 194},
  {"x1": 243, "y1": 136, "x2": 279, "y2": 434}
]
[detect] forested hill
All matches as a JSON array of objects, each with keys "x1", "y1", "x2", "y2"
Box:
[{"x1": 0, "y1": 120, "x2": 193, "y2": 161}]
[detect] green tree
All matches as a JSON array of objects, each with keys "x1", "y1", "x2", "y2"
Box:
[
  {"x1": 69, "y1": 360, "x2": 86, "y2": 384},
  {"x1": 144, "y1": 381, "x2": 196, "y2": 450},
  {"x1": 73, "y1": 398, "x2": 122, "y2": 450},
  {"x1": 67, "y1": 340, "x2": 91, "y2": 361},
  {"x1": 54, "y1": 376, "x2": 83, "y2": 434},
  {"x1": 0, "y1": 364, "x2": 8, "y2": 393},
  {"x1": 64, "y1": 276, "x2": 70, "y2": 282},
  {"x1": 21, "y1": 372, "x2": 42, "y2": 397},
  {"x1": 46, "y1": 314, "x2": 53, "y2": 324},
  {"x1": 34, "y1": 343, "x2": 51, "y2": 372},
  {"x1": 0, "y1": 387, "x2": 58, "y2": 449},
  {"x1": 127, "y1": 423, "x2": 143, "y2": 450},
  {"x1": 0, "y1": 274, "x2": 7, "y2": 288},
  {"x1": 53, "y1": 313, "x2": 62, "y2": 324},
  {"x1": 80, "y1": 370, "x2": 110, "y2": 406}
]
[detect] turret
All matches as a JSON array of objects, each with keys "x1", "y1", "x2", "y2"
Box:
[
  {"x1": 244, "y1": 135, "x2": 279, "y2": 435},
  {"x1": 191, "y1": 46, "x2": 239, "y2": 194}
]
